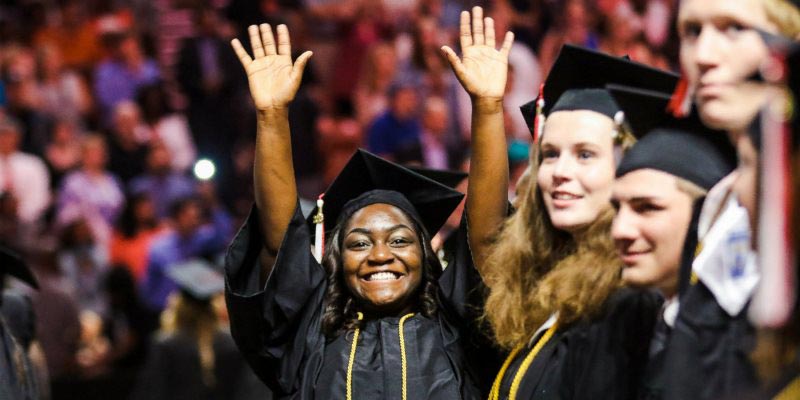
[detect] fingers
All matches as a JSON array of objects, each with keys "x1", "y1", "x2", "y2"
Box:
[
  {"x1": 441, "y1": 46, "x2": 466, "y2": 77},
  {"x1": 485, "y1": 17, "x2": 495, "y2": 48},
  {"x1": 260, "y1": 23, "x2": 277, "y2": 56},
  {"x1": 291, "y1": 51, "x2": 313, "y2": 79},
  {"x1": 231, "y1": 39, "x2": 252, "y2": 66},
  {"x1": 472, "y1": 6, "x2": 484, "y2": 45},
  {"x1": 459, "y1": 11, "x2": 472, "y2": 49},
  {"x1": 277, "y1": 24, "x2": 291, "y2": 56},
  {"x1": 248, "y1": 25, "x2": 265, "y2": 58},
  {"x1": 500, "y1": 31, "x2": 515, "y2": 58}
]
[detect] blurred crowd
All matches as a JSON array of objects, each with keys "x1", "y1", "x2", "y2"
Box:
[{"x1": 0, "y1": 0, "x2": 681, "y2": 398}]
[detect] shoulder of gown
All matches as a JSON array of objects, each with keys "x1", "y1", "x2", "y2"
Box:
[{"x1": 224, "y1": 202, "x2": 328, "y2": 396}]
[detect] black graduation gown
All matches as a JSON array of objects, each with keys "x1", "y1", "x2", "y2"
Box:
[
  {"x1": 0, "y1": 315, "x2": 38, "y2": 400},
  {"x1": 494, "y1": 288, "x2": 661, "y2": 400},
  {"x1": 638, "y1": 199, "x2": 704, "y2": 400},
  {"x1": 661, "y1": 280, "x2": 758, "y2": 400},
  {"x1": 224, "y1": 204, "x2": 496, "y2": 400},
  {"x1": 132, "y1": 330, "x2": 262, "y2": 400}
]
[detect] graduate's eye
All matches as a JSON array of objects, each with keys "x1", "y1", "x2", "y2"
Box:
[
  {"x1": 346, "y1": 240, "x2": 370, "y2": 250},
  {"x1": 633, "y1": 202, "x2": 664, "y2": 214},
  {"x1": 722, "y1": 21, "x2": 748, "y2": 37},
  {"x1": 577, "y1": 150, "x2": 595, "y2": 160},
  {"x1": 679, "y1": 21, "x2": 702, "y2": 40},
  {"x1": 389, "y1": 236, "x2": 413, "y2": 247},
  {"x1": 541, "y1": 148, "x2": 559, "y2": 160}
]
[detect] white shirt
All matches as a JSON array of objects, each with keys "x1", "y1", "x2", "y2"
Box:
[
  {"x1": 693, "y1": 173, "x2": 759, "y2": 317},
  {"x1": 0, "y1": 152, "x2": 51, "y2": 223}
]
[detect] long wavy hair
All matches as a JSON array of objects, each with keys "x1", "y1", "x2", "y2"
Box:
[
  {"x1": 320, "y1": 207, "x2": 442, "y2": 338},
  {"x1": 482, "y1": 128, "x2": 636, "y2": 350},
  {"x1": 160, "y1": 294, "x2": 221, "y2": 387}
]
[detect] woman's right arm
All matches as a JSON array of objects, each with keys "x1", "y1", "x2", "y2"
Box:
[
  {"x1": 231, "y1": 24, "x2": 312, "y2": 282},
  {"x1": 442, "y1": 7, "x2": 514, "y2": 272}
]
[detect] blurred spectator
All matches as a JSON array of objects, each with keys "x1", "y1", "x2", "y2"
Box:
[
  {"x1": 36, "y1": 45, "x2": 93, "y2": 125},
  {"x1": 129, "y1": 143, "x2": 196, "y2": 220},
  {"x1": 420, "y1": 96, "x2": 450, "y2": 169},
  {"x1": 109, "y1": 193, "x2": 165, "y2": 283},
  {"x1": 366, "y1": 82, "x2": 422, "y2": 162},
  {"x1": 56, "y1": 135, "x2": 125, "y2": 247},
  {"x1": 0, "y1": 114, "x2": 51, "y2": 225},
  {"x1": 101, "y1": 267, "x2": 160, "y2": 392},
  {"x1": 599, "y1": 1, "x2": 666, "y2": 68},
  {"x1": 132, "y1": 262, "x2": 265, "y2": 400},
  {"x1": 505, "y1": 46, "x2": 542, "y2": 141},
  {"x1": 318, "y1": 101, "x2": 364, "y2": 185},
  {"x1": 106, "y1": 102, "x2": 149, "y2": 184},
  {"x1": 32, "y1": 1, "x2": 102, "y2": 73},
  {"x1": 30, "y1": 249, "x2": 82, "y2": 388},
  {"x1": 3, "y1": 46, "x2": 52, "y2": 155},
  {"x1": 287, "y1": 60, "x2": 321, "y2": 200},
  {"x1": 57, "y1": 217, "x2": 109, "y2": 318},
  {"x1": 354, "y1": 42, "x2": 396, "y2": 127},
  {"x1": 45, "y1": 119, "x2": 83, "y2": 189},
  {"x1": 330, "y1": 1, "x2": 390, "y2": 103},
  {"x1": 140, "y1": 196, "x2": 231, "y2": 312},
  {"x1": 136, "y1": 83, "x2": 197, "y2": 173},
  {"x1": 538, "y1": 0, "x2": 599, "y2": 74},
  {"x1": 176, "y1": 8, "x2": 246, "y2": 189},
  {"x1": 93, "y1": 32, "x2": 160, "y2": 125}
]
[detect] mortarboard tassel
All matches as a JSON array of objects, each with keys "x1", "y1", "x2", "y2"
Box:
[
  {"x1": 533, "y1": 83, "x2": 546, "y2": 143},
  {"x1": 667, "y1": 74, "x2": 691, "y2": 118},
  {"x1": 313, "y1": 194, "x2": 325, "y2": 263}
]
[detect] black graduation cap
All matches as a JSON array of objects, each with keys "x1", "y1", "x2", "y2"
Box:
[
  {"x1": 166, "y1": 260, "x2": 223, "y2": 302},
  {"x1": 609, "y1": 84, "x2": 736, "y2": 190},
  {"x1": 408, "y1": 167, "x2": 468, "y2": 190},
  {"x1": 519, "y1": 45, "x2": 679, "y2": 133},
  {"x1": 307, "y1": 149, "x2": 465, "y2": 237},
  {"x1": 0, "y1": 246, "x2": 38, "y2": 290}
]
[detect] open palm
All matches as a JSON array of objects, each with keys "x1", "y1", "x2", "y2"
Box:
[
  {"x1": 231, "y1": 24, "x2": 313, "y2": 110},
  {"x1": 443, "y1": 7, "x2": 514, "y2": 100}
]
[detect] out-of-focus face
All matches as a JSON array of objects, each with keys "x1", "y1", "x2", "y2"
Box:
[
  {"x1": 392, "y1": 88, "x2": 418, "y2": 121},
  {"x1": 0, "y1": 129, "x2": 20, "y2": 155},
  {"x1": 611, "y1": 170, "x2": 696, "y2": 297},
  {"x1": 422, "y1": 99, "x2": 448, "y2": 137},
  {"x1": 342, "y1": 203, "x2": 423, "y2": 315},
  {"x1": 82, "y1": 140, "x2": 107, "y2": 171},
  {"x1": 678, "y1": 0, "x2": 776, "y2": 131},
  {"x1": 537, "y1": 110, "x2": 617, "y2": 234},
  {"x1": 175, "y1": 202, "x2": 202, "y2": 235},
  {"x1": 733, "y1": 135, "x2": 759, "y2": 248}
]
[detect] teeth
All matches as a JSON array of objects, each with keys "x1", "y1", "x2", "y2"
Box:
[
  {"x1": 553, "y1": 193, "x2": 580, "y2": 200},
  {"x1": 367, "y1": 272, "x2": 399, "y2": 281}
]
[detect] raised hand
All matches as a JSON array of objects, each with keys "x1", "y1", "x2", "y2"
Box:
[
  {"x1": 231, "y1": 24, "x2": 313, "y2": 110},
  {"x1": 442, "y1": 7, "x2": 514, "y2": 100}
]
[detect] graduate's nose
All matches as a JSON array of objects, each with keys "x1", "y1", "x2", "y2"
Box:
[{"x1": 367, "y1": 241, "x2": 395, "y2": 265}]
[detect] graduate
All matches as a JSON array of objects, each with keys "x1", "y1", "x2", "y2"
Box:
[
  {"x1": 607, "y1": 85, "x2": 737, "y2": 400},
  {"x1": 443, "y1": 8, "x2": 678, "y2": 399},
  {"x1": 224, "y1": 23, "x2": 496, "y2": 399},
  {"x1": 0, "y1": 247, "x2": 40, "y2": 400},
  {"x1": 132, "y1": 260, "x2": 255, "y2": 400},
  {"x1": 659, "y1": 1, "x2": 800, "y2": 398}
]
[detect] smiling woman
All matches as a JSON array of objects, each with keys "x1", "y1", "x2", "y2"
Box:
[{"x1": 223, "y1": 22, "x2": 496, "y2": 400}]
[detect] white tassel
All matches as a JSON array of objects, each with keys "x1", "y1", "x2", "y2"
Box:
[{"x1": 313, "y1": 197, "x2": 325, "y2": 263}]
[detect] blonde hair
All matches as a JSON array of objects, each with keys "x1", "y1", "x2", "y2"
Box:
[
  {"x1": 675, "y1": 177, "x2": 708, "y2": 200},
  {"x1": 482, "y1": 129, "x2": 636, "y2": 350},
  {"x1": 763, "y1": 0, "x2": 800, "y2": 38},
  {"x1": 160, "y1": 294, "x2": 221, "y2": 387}
]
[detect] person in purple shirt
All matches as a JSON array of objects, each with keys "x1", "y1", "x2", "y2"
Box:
[
  {"x1": 366, "y1": 82, "x2": 423, "y2": 163},
  {"x1": 129, "y1": 143, "x2": 196, "y2": 220},
  {"x1": 93, "y1": 32, "x2": 160, "y2": 125},
  {"x1": 141, "y1": 196, "x2": 232, "y2": 312}
]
